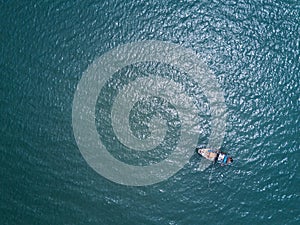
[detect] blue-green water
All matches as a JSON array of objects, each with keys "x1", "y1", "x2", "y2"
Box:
[{"x1": 1, "y1": 1, "x2": 299, "y2": 224}]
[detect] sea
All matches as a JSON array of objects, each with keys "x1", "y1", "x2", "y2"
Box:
[{"x1": 1, "y1": 1, "x2": 299, "y2": 224}]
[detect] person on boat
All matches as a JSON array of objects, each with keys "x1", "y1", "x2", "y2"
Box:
[
  {"x1": 215, "y1": 151, "x2": 233, "y2": 165},
  {"x1": 196, "y1": 148, "x2": 233, "y2": 165}
]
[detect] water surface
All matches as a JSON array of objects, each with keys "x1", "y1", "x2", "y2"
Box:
[{"x1": 1, "y1": 1, "x2": 299, "y2": 224}]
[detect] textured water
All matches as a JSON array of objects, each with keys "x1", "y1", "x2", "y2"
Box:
[{"x1": 1, "y1": 1, "x2": 299, "y2": 224}]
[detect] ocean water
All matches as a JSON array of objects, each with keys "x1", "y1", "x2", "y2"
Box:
[{"x1": 1, "y1": 1, "x2": 299, "y2": 224}]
